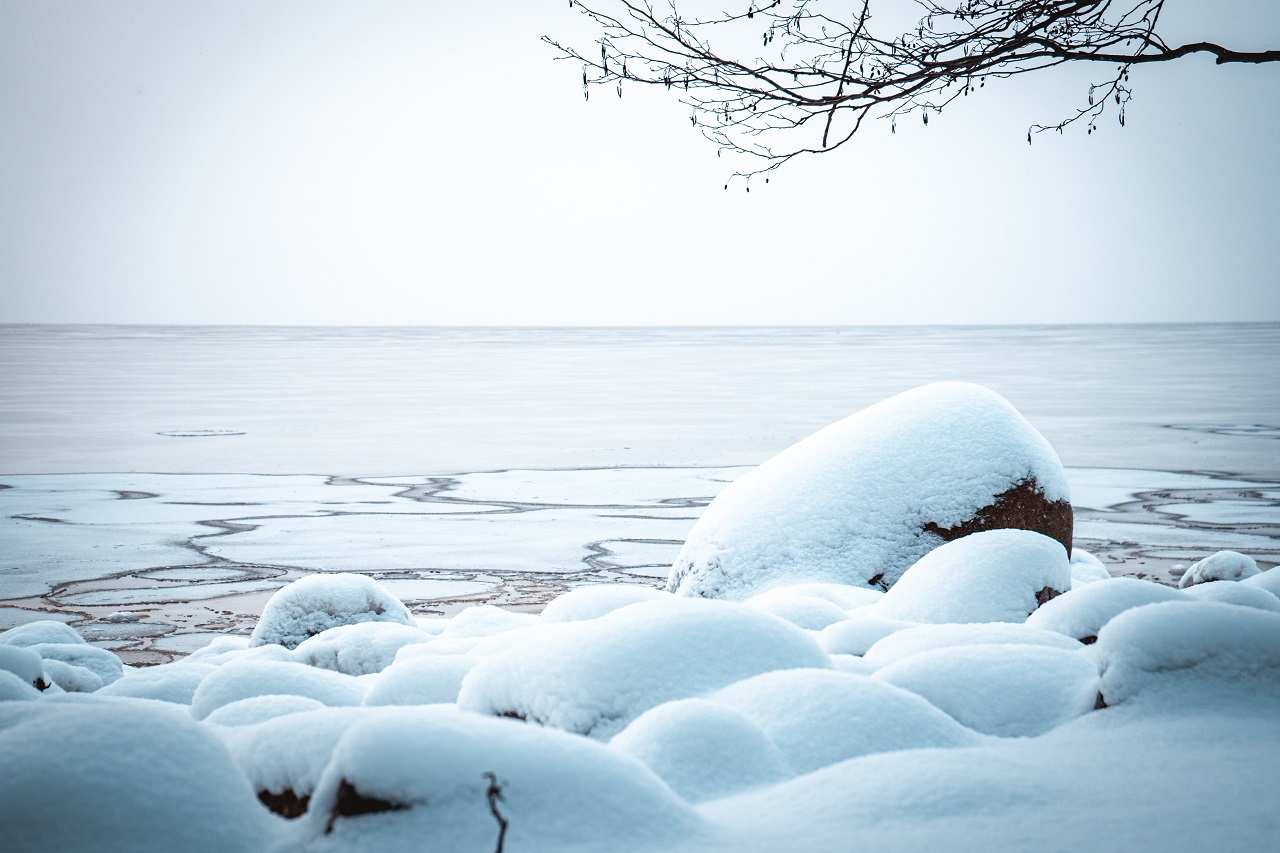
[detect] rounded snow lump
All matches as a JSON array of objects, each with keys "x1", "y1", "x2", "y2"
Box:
[
  {"x1": 0, "y1": 620, "x2": 85, "y2": 647},
  {"x1": 862, "y1": 622, "x2": 1083, "y2": 669},
  {"x1": 1178, "y1": 550, "x2": 1260, "y2": 588},
  {"x1": 291, "y1": 621, "x2": 430, "y2": 675},
  {"x1": 669, "y1": 382, "x2": 1071, "y2": 599},
  {"x1": 540, "y1": 583, "x2": 671, "y2": 622},
  {"x1": 611, "y1": 698, "x2": 790, "y2": 803},
  {"x1": 0, "y1": 700, "x2": 274, "y2": 853},
  {"x1": 873, "y1": 529, "x2": 1071, "y2": 624},
  {"x1": 456, "y1": 598, "x2": 829, "y2": 739},
  {"x1": 249, "y1": 573, "x2": 414, "y2": 650},
  {"x1": 1025, "y1": 577, "x2": 1185, "y2": 643},
  {"x1": 873, "y1": 644, "x2": 1099, "y2": 737},
  {"x1": 1180, "y1": 580, "x2": 1280, "y2": 612},
  {"x1": 190, "y1": 659, "x2": 365, "y2": 720}
]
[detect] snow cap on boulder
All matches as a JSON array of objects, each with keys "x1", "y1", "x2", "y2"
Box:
[
  {"x1": 1025, "y1": 576, "x2": 1186, "y2": 643},
  {"x1": 1179, "y1": 550, "x2": 1260, "y2": 588},
  {"x1": 669, "y1": 382, "x2": 1071, "y2": 599},
  {"x1": 872, "y1": 529, "x2": 1071, "y2": 624},
  {"x1": 249, "y1": 573, "x2": 414, "y2": 650}
]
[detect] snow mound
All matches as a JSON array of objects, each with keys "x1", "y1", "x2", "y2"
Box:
[
  {"x1": 292, "y1": 622, "x2": 431, "y2": 676},
  {"x1": 190, "y1": 659, "x2": 365, "y2": 720},
  {"x1": 204, "y1": 694, "x2": 329, "y2": 726},
  {"x1": 249, "y1": 573, "x2": 414, "y2": 650},
  {"x1": 220, "y1": 706, "x2": 367, "y2": 810},
  {"x1": 817, "y1": 615, "x2": 913, "y2": 657},
  {"x1": 97, "y1": 662, "x2": 216, "y2": 704},
  {"x1": 0, "y1": 669, "x2": 42, "y2": 701},
  {"x1": 0, "y1": 619, "x2": 85, "y2": 647},
  {"x1": 457, "y1": 598, "x2": 829, "y2": 738},
  {"x1": 0, "y1": 645, "x2": 47, "y2": 692},
  {"x1": 1243, "y1": 566, "x2": 1280, "y2": 597},
  {"x1": 40, "y1": 658, "x2": 103, "y2": 692},
  {"x1": 1025, "y1": 577, "x2": 1186, "y2": 642},
  {"x1": 862, "y1": 622, "x2": 1083, "y2": 669},
  {"x1": 1095, "y1": 601, "x2": 1280, "y2": 708},
  {"x1": 363, "y1": 654, "x2": 476, "y2": 706},
  {"x1": 0, "y1": 700, "x2": 273, "y2": 853},
  {"x1": 296, "y1": 707, "x2": 706, "y2": 851},
  {"x1": 767, "y1": 582, "x2": 885, "y2": 609},
  {"x1": 1069, "y1": 549, "x2": 1112, "y2": 586},
  {"x1": 873, "y1": 529, "x2": 1071, "y2": 624},
  {"x1": 29, "y1": 642, "x2": 123, "y2": 686},
  {"x1": 873, "y1": 644, "x2": 1099, "y2": 737},
  {"x1": 439, "y1": 604, "x2": 539, "y2": 638},
  {"x1": 710, "y1": 668, "x2": 983, "y2": 774},
  {"x1": 610, "y1": 698, "x2": 790, "y2": 803},
  {"x1": 1179, "y1": 550, "x2": 1260, "y2": 588},
  {"x1": 745, "y1": 588, "x2": 850, "y2": 630},
  {"x1": 1181, "y1": 580, "x2": 1280, "y2": 612},
  {"x1": 540, "y1": 584, "x2": 671, "y2": 622},
  {"x1": 184, "y1": 635, "x2": 251, "y2": 664},
  {"x1": 669, "y1": 382, "x2": 1070, "y2": 599}
]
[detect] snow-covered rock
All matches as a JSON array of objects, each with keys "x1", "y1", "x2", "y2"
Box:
[
  {"x1": 1025, "y1": 577, "x2": 1185, "y2": 642},
  {"x1": 204, "y1": 694, "x2": 329, "y2": 727},
  {"x1": 291, "y1": 622, "x2": 430, "y2": 676},
  {"x1": 97, "y1": 662, "x2": 216, "y2": 704},
  {"x1": 1243, "y1": 566, "x2": 1280, "y2": 597},
  {"x1": 873, "y1": 644, "x2": 1099, "y2": 737},
  {"x1": 1069, "y1": 548, "x2": 1112, "y2": 586},
  {"x1": 0, "y1": 619, "x2": 85, "y2": 647},
  {"x1": 190, "y1": 659, "x2": 365, "y2": 720},
  {"x1": 610, "y1": 698, "x2": 791, "y2": 803},
  {"x1": 669, "y1": 382, "x2": 1071, "y2": 599},
  {"x1": 744, "y1": 588, "x2": 850, "y2": 630},
  {"x1": 1178, "y1": 550, "x2": 1260, "y2": 588},
  {"x1": 296, "y1": 707, "x2": 707, "y2": 851},
  {"x1": 817, "y1": 615, "x2": 913, "y2": 657},
  {"x1": 439, "y1": 604, "x2": 539, "y2": 638},
  {"x1": 872, "y1": 529, "x2": 1071, "y2": 624},
  {"x1": 539, "y1": 584, "x2": 671, "y2": 622},
  {"x1": 362, "y1": 654, "x2": 476, "y2": 706},
  {"x1": 29, "y1": 642, "x2": 123, "y2": 686},
  {"x1": 249, "y1": 573, "x2": 414, "y2": 650},
  {"x1": 862, "y1": 622, "x2": 1083, "y2": 668},
  {"x1": 0, "y1": 669, "x2": 42, "y2": 701},
  {"x1": 1181, "y1": 580, "x2": 1280, "y2": 612},
  {"x1": 1094, "y1": 601, "x2": 1280, "y2": 708},
  {"x1": 0, "y1": 700, "x2": 274, "y2": 853},
  {"x1": 40, "y1": 658, "x2": 105, "y2": 692},
  {"x1": 456, "y1": 598, "x2": 829, "y2": 738},
  {"x1": 709, "y1": 668, "x2": 983, "y2": 774},
  {"x1": 0, "y1": 645, "x2": 47, "y2": 692}
]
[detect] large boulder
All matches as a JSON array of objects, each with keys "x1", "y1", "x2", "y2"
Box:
[{"x1": 669, "y1": 382, "x2": 1071, "y2": 599}]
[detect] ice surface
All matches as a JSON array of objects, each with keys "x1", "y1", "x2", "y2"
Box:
[
  {"x1": 456, "y1": 598, "x2": 830, "y2": 738},
  {"x1": 873, "y1": 644, "x2": 1099, "y2": 737},
  {"x1": 873, "y1": 530, "x2": 1071, "y2": 624},
  {"x1": 249, "y1": 574, "x2": 414, "y2": 650},
  {"x1": 670, "y1": 383, "x2": 1070, "y2": 598}
]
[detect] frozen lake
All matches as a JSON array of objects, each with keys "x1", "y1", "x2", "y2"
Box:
[{"x1": 2, "y1": 324, "x2": 1278, "y2": 661}]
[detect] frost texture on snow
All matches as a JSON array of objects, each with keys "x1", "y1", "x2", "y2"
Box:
[
  {"x1": 1178, "y1": 550, "x2": 1260, "y2": 588},
  {"x1": 669, "y1": 382, "x2": 1069, "y2": 599},
  {"x1": 249, "y1": 573, "x2": 414, "y2": 650},
  {"x1": 1025, "y1": 577, "x2": 1185, "y2": 642},
  {"x1": 873, "y1": 644, "x2": 1099, "y2": 737},
  {"x1": 457, "y1": 598, "x2": 829, "y2": 738},
  {"x1": 873, "y1": 529, "x2": 1071, "y2": 624}
]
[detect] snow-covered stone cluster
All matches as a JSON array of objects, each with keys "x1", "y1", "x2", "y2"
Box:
[{"x1": 2, "y1": 384, "x2": 1278, "y2": 851}]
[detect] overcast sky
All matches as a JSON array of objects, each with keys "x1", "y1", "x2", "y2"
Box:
[{"x1": 2, "y1": 0, "x2": 1277, "y2": 325}]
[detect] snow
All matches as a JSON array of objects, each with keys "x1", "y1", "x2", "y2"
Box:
[
  {"x1": 1024, "y1": 577, "x2": 1186, "y2": 642},
  {"x1": 220, "y1": 706, "x2": 368, "y2": 802},
  {"x1": 362, "y1": 654, "x2": 476, "y2": 706},
  {"x1": 39, "y1": 658, "x2": 105, "y2": 692},
  {"x1": 1068, "y1": 548, "x2": 1111, "y2": 586},
  {"x1": 609, "y1": 698, "x2": 790, "y2": 803},
  {"x1": 1243, "y1": 566, "x2": 1280, "y2": 597},
  {"x1": 0, "y1": 644, "x2": 46, "y2": 691},
  {"x1": 669, "y1": 383, "x2": 1070, "y2": 599},
  {"x1": 1178, "y1": 549, "x2": 1260, "y2": 588},
  {"x1": 0, "y1": 668, "x2": 42, "y2": 701},
  {"x1": 205, "y1": 694, "x2": 329, "y2": 727},
  {"x1": 29, "y1": 642, "x2": 124, "y2": 685},
  {"x1": 97, "y1": 661, "x2": 216, "y2": 704},
  {"x1": 291, "y1": 622, "x2": 431, "y2": 676},
  {"x1": 744, "y1": 588, "x2": 851, "y2": 630},
  {"x1": 0, "y1": 619, "x2": 85, "y2": 647},
  {"x1": 1180, "y1": 579, "x2": 1280, "y2": 611},
  {"x1": 709, "y1": 669, "x2": 984, "y2": 774},
  {"x1": 456, "y1": 598, "x2": 830, "y2": 739},
  {"x1": 249, "y1": 573, "x2": 415, "y2": 650},
  {"x1": 189, "y1": 659, "x2": 365, "y2": 720},
  {"x1": 0, "y1": 699, "x2": 276, "y2": 853},
  {"x1": 438, "y1": 604, "x2": 539, "y2": 638},
  {"x1": 873, "y1": 644, "x2": 1099, "y2": 737},
  {"x1": 872, "y1": 529, "x2": 1071, "y2": 624},
  {"x1": 861, "y1": 622, "x2": 1084, "y2": 668},
  {"x1": 539, "y1": 584, "x2": 671, "y2": 622},
  {"x1": 816, "y1": 615, "x2": 912, "y2": 656}
]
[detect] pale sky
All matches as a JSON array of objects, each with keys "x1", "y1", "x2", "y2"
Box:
[{"x1": 2, "y1": 0, "x2": 1277, "y2": 325}]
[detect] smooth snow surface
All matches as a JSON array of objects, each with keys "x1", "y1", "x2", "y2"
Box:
[
  {"x1": 1178, "y1": 550, "x2": 1260, "y2": 588},
  {"x1": 670, "y1": 383, "x2": 1069, "y2": 599},
  {"x1": 249, "y1": 573, "x2": 414, "y2": 650},
  {"x1": 291, "y1": 622, "x2": 430, "y2": 676},
  {"x1": 457, "y1": 598, "x2": 829, "y2": 738},
  {"x1": 190, "y1": 659, "x2": 365, "y2": 720},
  {"x1": 1180, "y1": 579, "x2": 1280, "y2": 611},
  {"x1": 861, "y1": 622, "x2": 1083, "y2": 669},
  {"x1": 1068, "y1": 548, "x2": 1111, "y2": 586},
  {"x1": 873, "y1": 530, "x2": 1071, "y2": 624},
  {"x1": 1025, "y1": 577, "x2": 1186, "y2": 641}
]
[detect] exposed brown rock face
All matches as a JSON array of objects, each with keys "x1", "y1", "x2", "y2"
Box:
[
  {"x1": 258, "y1": 788, "x2": 310, "y2": 819},
  {"x1": 922, "y1": 477, "x2": 1073, "y2": 557},
  {"x1": 325, "y1": 779, "x2": 408, "y2": 834}
]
